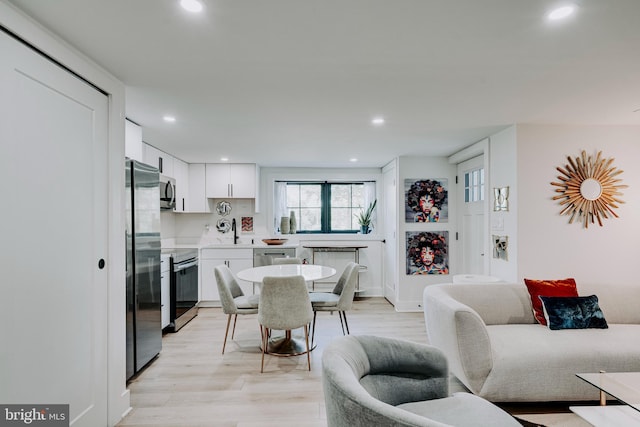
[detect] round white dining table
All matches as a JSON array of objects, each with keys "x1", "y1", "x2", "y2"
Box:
[
  {"x1": 236, "y1": 264, "x2": 337, "y2": 356},
  {"x1": 236, "y1": 264, "x2": 336, "y2": 283}
]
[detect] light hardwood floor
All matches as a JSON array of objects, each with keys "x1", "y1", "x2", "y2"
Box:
[{"x1": 117, "y1": 297, "x2": 428, "y2": 427}]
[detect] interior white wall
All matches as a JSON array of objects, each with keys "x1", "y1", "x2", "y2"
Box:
[
  {"x1": 516, "y1": 124, "x2": 640, "y2": 287},
  {"x1": 488, "y1": 126, "x2": 518, "y2": 282},
  {"x1": 396, "y1": 156, "x2": 457, "y2": 311}
]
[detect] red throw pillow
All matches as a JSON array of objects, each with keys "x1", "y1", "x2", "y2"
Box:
[{"x1": 524, "y1": 278, "x2": 579, "y2": 325}]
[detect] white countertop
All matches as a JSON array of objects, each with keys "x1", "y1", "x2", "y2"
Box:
[
  {"x1": 161, "y1": 241, "x2": 300, "y2": 250},
  {"x1": 161, "y1": 236, "x2": 382, "y2": 251}
]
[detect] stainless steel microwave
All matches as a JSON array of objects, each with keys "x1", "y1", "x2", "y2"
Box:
[{"x1": 160, "y1": 176, "x2": 176, "y2": 210}]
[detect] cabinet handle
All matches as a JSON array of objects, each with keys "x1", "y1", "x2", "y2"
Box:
[
  {"x1": 159, "y1": 156, "x2": 163, "y2": 174},
  {"x1": 182, "y1": 198, "x2": 185, "y2": 211}
]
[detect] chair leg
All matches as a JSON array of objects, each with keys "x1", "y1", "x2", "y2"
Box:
[
  {"x1": 222, "y1": 314, "x2": 232, "y2": 354},
  {"x1": 311, "y1": 311, "x2": 318, "y2": 346},
  {"x1": 231, "y1": 314, "x2": 238, "y2": 339},
  {"x1": 338, "y1": 311, "x2": 346, "y2": 335},
  {"x1": 304, "y1": 324, "x2": 311, "y2": 371},
  {"x1": 261, "y1": 327, "x2": 268, "y2": 373},
  {"x1": 341, "y1": 311, "x2": 350, "y2": 335}
]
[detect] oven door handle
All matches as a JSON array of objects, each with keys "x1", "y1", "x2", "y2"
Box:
[{"x1": 174, "y1": 260, "x2": 198, "y2": 271}]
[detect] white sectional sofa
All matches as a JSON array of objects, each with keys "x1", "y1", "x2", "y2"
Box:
[{"x1": 423, "y1": 282, "x2": 640, "y2": 402}]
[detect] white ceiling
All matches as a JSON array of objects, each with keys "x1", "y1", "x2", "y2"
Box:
[{"x1": 8, "y1": 0, "x2": 640, "y2": 167}]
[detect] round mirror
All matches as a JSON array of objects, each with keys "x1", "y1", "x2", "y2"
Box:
[{"x1": 580, "y1": 178, "x2": 602, "y2": 201}]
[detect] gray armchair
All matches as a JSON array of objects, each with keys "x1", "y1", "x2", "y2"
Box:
[{"x1": 321, "y1": 335, "x2": 520, "y2": 427}]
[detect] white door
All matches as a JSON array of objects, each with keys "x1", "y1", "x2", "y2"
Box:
[
  {"x1": 0, "y1": 31, "x2": 109, "y2": 426},
  {"x1": 383, "y1": 164, "x2": 397, "y2": 303},
  {"x1": 457, "y1": 156, "x2": 486, "y2": 274}
]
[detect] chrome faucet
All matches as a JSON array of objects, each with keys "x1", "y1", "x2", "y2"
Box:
[{"x1": 232, "y1": 218, "x2": 238, "y2": 245}]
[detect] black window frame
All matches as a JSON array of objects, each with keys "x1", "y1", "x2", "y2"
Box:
[{"x1": 285, "y1": 181, "x2": 365, "y2": 234}]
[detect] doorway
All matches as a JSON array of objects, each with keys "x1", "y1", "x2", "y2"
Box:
[{"x1": 457, "y1": 155, "x2": 487, "y2": 274}]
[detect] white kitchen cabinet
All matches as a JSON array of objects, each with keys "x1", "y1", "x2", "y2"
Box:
[
  {"x1": 200, "y1": 248, "x2": 253, "y2": 306},
  {"x1": 173, "y1": 158, "x2": 188, "y2": 213},
  {"x1": 143, "y1": 142, "x2": 174, "y2": 177},
  {"x1": 160, "y1": 255, "x2": 171, "y2": 329},
  {"x1": 125, "y1": 119, "x2": 143, "y2": 162},
  {"x1": 187, "y1": 163, "x2": 211, "y2": 213},
  {"x1": 205, "y1": 163, "x2": 258, "y2": 199}
]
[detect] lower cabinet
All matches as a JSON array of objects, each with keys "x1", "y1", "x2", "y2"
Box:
[{"x1": 200, "y1": 248, "x2": 253, "y2": 307}]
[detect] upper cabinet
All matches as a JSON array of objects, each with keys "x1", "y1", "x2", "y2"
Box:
[
  {"x1": 205, "y1": 163, "x2": 258, "y2": 199},
  {"x1": 186, "y1": 164, "x2": 211, "y2": 213},
  {"x1": 173, "y1": 158, "x2": 188, "y2": 213},
  {"x1": 143, "y1": 142, "x2": 174, "y2": 178},
  {"x1": 125, "y1": 119, "x2": 143, "y2": 162}
]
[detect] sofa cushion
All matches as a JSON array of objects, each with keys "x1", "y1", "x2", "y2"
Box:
[
  {"x1": 540, "y1": 295, "x2": 608, "y2": 330},
  {"x1": 480, "y1": 324, "x2": 640, "y2": 401},
  {"x1": 398, "y1": 392, "x2": 520, "y2": 426},
  {"x1": 524, "y1": 278, "x2": 578, "y2": 325}
]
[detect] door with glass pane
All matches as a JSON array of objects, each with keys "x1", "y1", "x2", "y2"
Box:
[{"x1": 457, "y1": 156, "x2": 486, "y2": 274}]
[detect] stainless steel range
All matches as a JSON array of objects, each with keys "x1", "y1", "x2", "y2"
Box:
[{"x1": 168, "y1": 249, "x2": 199, "y2": 332}]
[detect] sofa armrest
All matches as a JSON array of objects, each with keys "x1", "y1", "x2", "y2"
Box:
[{"x1": 423, "y1": 285, "x2": 492, "y2": 394}]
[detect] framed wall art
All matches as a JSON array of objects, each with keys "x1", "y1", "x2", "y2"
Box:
[
  {"x1": 241, "y1": 216, "x2": 254, "y2": 233},
  {"x1": 406, "y1": 231, "x2": 449, "y2": 275},
  {"x1": 405, "y1": 179, "x2": 448, "y2": 223},
  {"x1": 493, "y1": 186, "x2": 509, "y2": 211},
  {"x1": 493, "y1": 235, "x2": 508, "y2": 261}
]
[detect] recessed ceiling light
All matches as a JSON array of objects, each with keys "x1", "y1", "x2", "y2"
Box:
[
  {"x1": 163, "y1": 115, "x2": 176, "y2": 123},
  {"x1": 547, "y1": 5, "x2": 576, "y2": 21},
  {"x1": 349, "y1": 158, "x2": 358, "y2": 163},
  {"x1": 180, "y1": 0, "x2": 203, "y2": 13},
  {"x1": 220, "y1": 157, "x2": 229, "y2": 162},
  {"x1": 371, "y1": 117, "x2": 385, "y2": 126}
]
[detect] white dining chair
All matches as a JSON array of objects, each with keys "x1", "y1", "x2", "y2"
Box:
[
  {"x1": 258, "y1": 275, "x2": 313, "y2": 372},
  {"x1": 214, "y1": 264, "x2": 260, "y2": 354},
  {"x1": 310, "y1": 262, "x2": 359, "y2": 344}
]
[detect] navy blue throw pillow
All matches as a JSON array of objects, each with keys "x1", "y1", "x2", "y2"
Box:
[{"x1": 539, "y1": 295, "x2": 608, "y2": 330}]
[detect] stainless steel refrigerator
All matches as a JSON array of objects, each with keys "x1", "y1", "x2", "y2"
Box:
[{"x1": 125, "y1": 159, "x2": 162, "y2": 380}]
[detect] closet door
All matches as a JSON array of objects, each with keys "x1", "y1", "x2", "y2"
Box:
[{"x1": 0, "y1": 30, "x2": 109, "y2": 426}]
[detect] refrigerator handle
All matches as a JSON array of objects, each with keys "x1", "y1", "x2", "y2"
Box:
[{"x1": 125, "y1": 230, "x2": 128, "y2": 272}]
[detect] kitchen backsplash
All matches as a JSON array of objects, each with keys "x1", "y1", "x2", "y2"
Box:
[{"x1": 161, "y1": 199, "x2": 269, "y2": 244}]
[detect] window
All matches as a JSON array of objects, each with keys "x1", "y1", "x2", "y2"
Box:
[
  {"x1": 464, "y1": 168, "x2": 484, "y2": 203},
  {"x1": 283, "y1": 182, "x2": 366, "y2": 233}
]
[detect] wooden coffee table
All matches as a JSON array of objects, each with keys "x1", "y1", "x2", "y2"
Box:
[{"x1": 571, "y1": 372, "x2": 640, "y2": 426}]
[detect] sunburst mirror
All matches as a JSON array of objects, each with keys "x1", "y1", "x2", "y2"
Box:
[{"x1": 551, "y1": 150, "x2": 626, "y2": 228}]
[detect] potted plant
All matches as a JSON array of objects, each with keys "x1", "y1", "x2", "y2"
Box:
[{"x1": 356, "y1": 199, "x2": 377, "y2": 234}]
